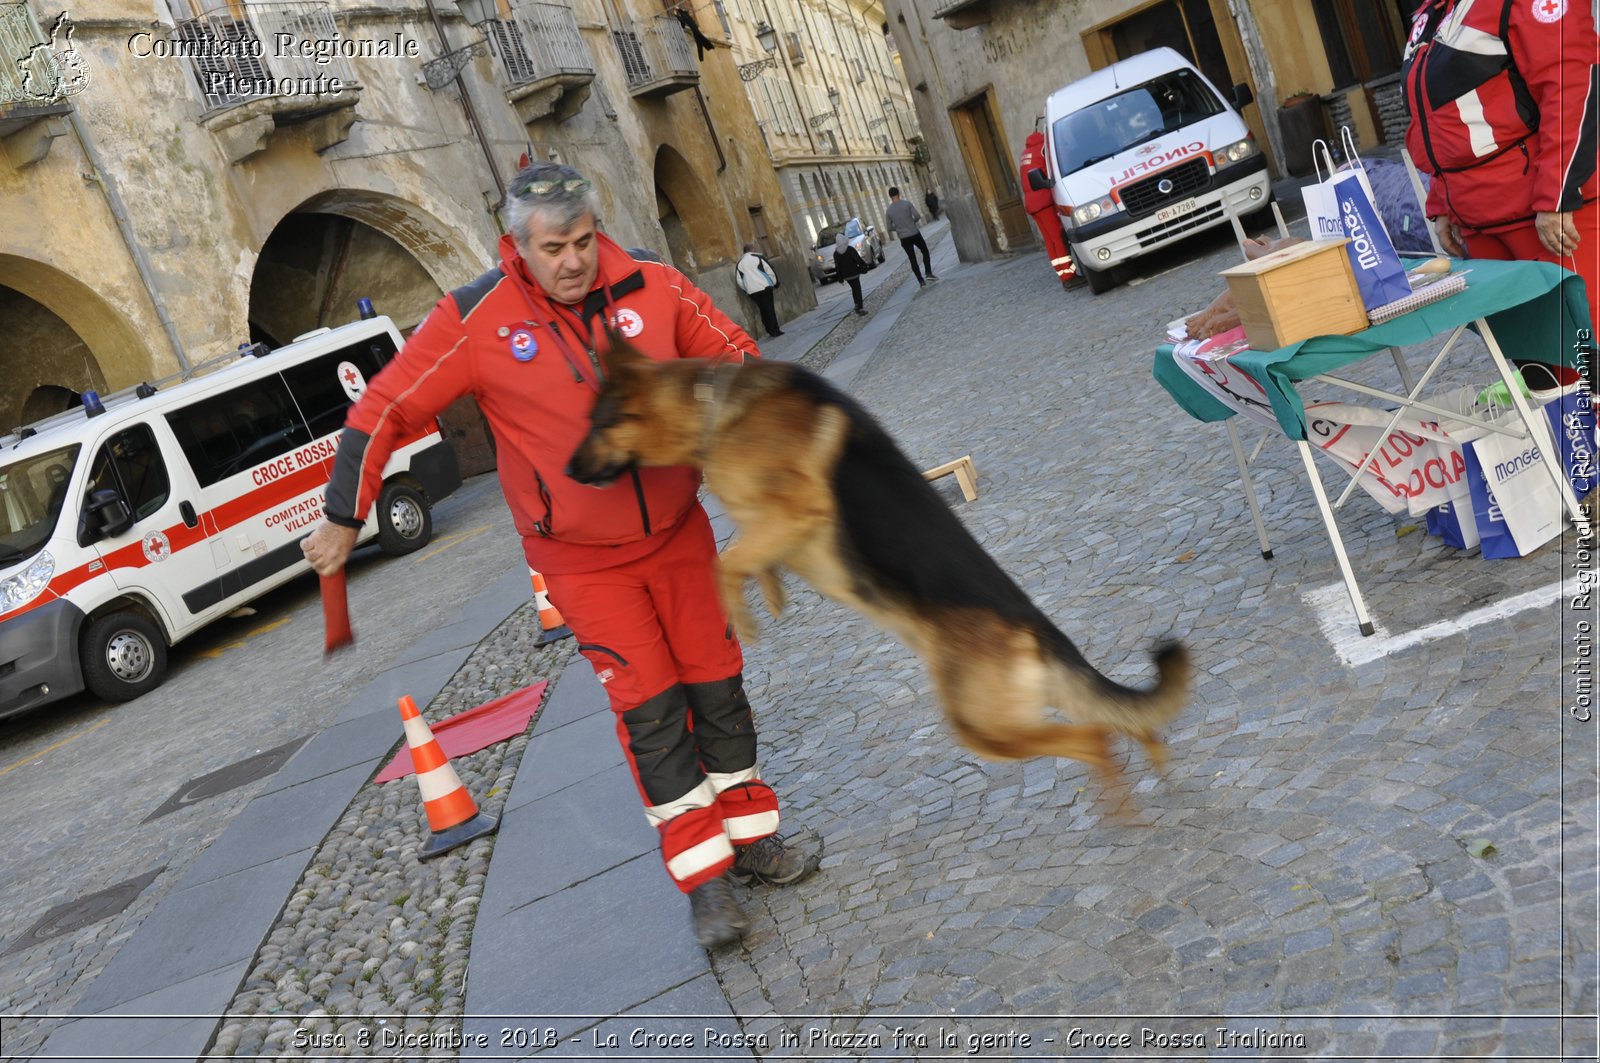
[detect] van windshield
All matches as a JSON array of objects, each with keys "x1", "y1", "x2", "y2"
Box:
[
  {"x1": 0, "y1": 444, "x2": 81, "y2": 565},
  {"x1": 1051, "y1": 69, "x2": 1225, "y2": 177}
]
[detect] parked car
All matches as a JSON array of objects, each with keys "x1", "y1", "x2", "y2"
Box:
[{"x1": 809, "y1": 218, "x2": 885, "y2": 283}]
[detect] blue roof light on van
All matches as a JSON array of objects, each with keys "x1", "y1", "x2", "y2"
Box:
[
  {"x1": 358, "y1": 297, "x2": 376, "y2": 320},
  {"x1": 82, "y1": 391, "x2": 106, "y2": 418}
]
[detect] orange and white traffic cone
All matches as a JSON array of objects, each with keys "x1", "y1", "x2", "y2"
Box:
[
  {"x1": 397, "y1": 695, "x2": 499, "y2": 860},
  {"x1": 529, "y1": 567, "x2": 573, "y2": 646}
]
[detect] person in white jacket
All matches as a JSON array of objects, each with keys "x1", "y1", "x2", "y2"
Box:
[{"x1": 734, "y1": 244, "x2": 784, "y2": 338}]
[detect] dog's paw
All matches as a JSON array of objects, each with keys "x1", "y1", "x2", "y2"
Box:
[
  {"x1": 1136, "y1": 733, "x2": 1169, "y2": 774},
  {"x1": 729, "y1": 603, "x2": 762, "y2": 643},
  {"x1": 757, "y1": 569, "x2": 786, "y2": 620}
]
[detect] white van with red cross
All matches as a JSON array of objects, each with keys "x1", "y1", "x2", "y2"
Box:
[
  {"x1": 0, "y1": 313, "x2": 460, "y2": 719},
  {"x1": 1031, "y1": 47, "x2": 1272, "y2": 293}
]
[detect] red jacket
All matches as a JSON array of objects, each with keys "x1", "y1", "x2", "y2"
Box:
[
  {"x1": 1402, "y1": 0, "x2": 1598, "y2": 231},
  {"x1": 325, "y1": 232, "x2": 757, "y2": 573},
  {"x1": 1020, "y1": 131, "x2": 1056, "y2": 215}
]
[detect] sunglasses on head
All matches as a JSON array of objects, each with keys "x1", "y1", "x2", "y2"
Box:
[{"x1": 519, "y1": 177, "x2": 592, "y2": 197}]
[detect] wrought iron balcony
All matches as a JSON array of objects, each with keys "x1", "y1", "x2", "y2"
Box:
[
  {"x1": 0, "y1": 0, "x2": 74, "y2": 163},
  {"x1": 612, "y1": 15, "x2": 698, "y2": 99},
  {"x1": 487, "y1": 1, "x2": 595, "y2": 124},
  {"x1": 174, "y1": 1, "x2": 362, "y2": 162}
]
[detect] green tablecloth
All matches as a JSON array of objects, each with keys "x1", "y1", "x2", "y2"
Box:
[{"x1": 1153, "y1": 258, "x2": 1590, "y2": 440}]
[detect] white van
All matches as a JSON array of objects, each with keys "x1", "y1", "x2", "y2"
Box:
[
  {"x1": 0, "y1": 314, "x2": 460, "y2": 718},
  {"x1": 1031, "y1": 47, "x2": 1272, "y2": 293}
]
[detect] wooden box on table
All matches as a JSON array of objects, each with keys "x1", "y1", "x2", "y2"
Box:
[{"x1": 1219, "y1": 239, "x2": 1369, "y2": 351}]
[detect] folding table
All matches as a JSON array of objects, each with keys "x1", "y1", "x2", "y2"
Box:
[{"x1": 1154, "y1": 258, "x2": 1592, "y2": 635}]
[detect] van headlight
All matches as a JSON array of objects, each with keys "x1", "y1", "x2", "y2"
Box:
[
  {"x1": 1217, "y1": 138, "x2": 1257, "y2": 163},
  {"x1": 1070, "y1": 195, "x2": 1118, "y2": 226},
  {"x1": 0, "y1": 551, "x2": 54, "y2": 613}
]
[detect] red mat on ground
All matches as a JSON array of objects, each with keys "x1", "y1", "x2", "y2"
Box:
[{"x1": 375, "y1": 681, "x2": 548, "y2": 784}]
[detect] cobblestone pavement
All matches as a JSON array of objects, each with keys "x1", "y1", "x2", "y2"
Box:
[
  {"x1": 6, "y1": 225, "x2": 1595, "y2": 1061},
  {"x1": 714, "y1": 234, "x2": 1597, "y2": 1059}
]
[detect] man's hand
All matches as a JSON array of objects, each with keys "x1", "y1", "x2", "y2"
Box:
[
  {"x1": 1433, "y1": 216, "x2": 1466, "y2": 257},
  {"x1": 1536, "y1": 211, "x2": 1579, "y2": 257},
  {"x1": 301, "y1": 521, "x2": 359, "y2": 576}
]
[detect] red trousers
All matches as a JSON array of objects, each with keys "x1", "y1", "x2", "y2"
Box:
[
  {"x1": 1029, "y1": 207, "x2": 1078, "y2": 282},
  {"x1": 1460, "y1": 199, "x2": 1599, "y2": 383},
  {"x1": 542, "y1": 506, "x2": 780, "y2": 892}
]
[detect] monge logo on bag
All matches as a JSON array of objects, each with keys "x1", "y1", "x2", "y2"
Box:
[{"x1": 1341, "y1": 201, "x2": 1381, "y2": 270}]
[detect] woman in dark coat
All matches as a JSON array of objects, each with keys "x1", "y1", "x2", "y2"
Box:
[{"x1": 833, "y1": 233, "x2": 868, "y2": 316}]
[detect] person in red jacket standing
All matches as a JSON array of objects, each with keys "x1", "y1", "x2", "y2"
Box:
[
  {"x1": 1402, "y1": 0, "x2": 1599, "y2": 346},
  {"x1": 300, "y1": 162, "x2": 822, "y2": 949},
  {"x1": 1019, "y1": 130, "x2": 1085, "y2": 290}
]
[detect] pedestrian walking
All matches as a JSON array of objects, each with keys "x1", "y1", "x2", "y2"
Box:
[
  {"x1": 300, "y1": 161, "x2": 822, "y2": 950},
  {"x1": 735, "y1": 242, "x2": 784, "y2": 338},
  {"x1": 885, "y1": 186, "x2": 936, "y2": 285},
  {"x1": 833, "y1": 232, "x2": 869, "y2": 316},
  {"x1": 1019, "y1": 131, "x2": 1084, "y2": 290},
  {"x1": 924, "y1": 189, "x2": 941, "y2": 220}
]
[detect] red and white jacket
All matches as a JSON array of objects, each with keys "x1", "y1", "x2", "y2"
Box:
[
  {"x1": 1020, "y1": 130, "x2": 1056, "y2": 215},
  {"x1": 1402, "y1": 0, "x2": 1598, "y2": 231},
  {"x1": 325, "y1": 232, "x2": 757, "y2": 574}
]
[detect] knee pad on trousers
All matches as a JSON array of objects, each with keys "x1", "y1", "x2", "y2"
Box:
[
  {"x1": 683, "y1": 676, "x2": 757, "y2": 774},
  {"x1": 619, "y1": 686, "x2": 700, "y2": 807}
]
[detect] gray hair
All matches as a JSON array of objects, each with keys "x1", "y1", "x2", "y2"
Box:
[{"x1": 504, "y1": 162, "x2": 603, "y2": 249}]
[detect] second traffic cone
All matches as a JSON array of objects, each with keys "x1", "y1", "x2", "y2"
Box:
[
  {"x1": 529, "y1": 567, "x2": 573, "y2": 646},
  {"x1": 396, "y1": 695, "x2": 499, "y2": 860}
]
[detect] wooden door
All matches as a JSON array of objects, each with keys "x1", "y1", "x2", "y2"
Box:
[{"x1": 950, "y1": 89, "x2": 1032, "y2": 253}]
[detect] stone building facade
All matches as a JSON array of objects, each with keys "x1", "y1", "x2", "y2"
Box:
[
  {"x1": 884, "y1": 0, "x2": 1419, "y2": 266},
  {"x1": 0, "y1": 0, "x2": 823, "y2": 463},
  {"x1": 724, "y1": 0, "x2": 927, "y2": 264}
]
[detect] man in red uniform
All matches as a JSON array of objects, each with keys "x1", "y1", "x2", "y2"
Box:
[
  {"x1": 1403, "y1": 0, "x2": 1599, "y2": 347},
  {"x1": 1019, "y1": 130, "x2": 1084, "y2": 290},
  {"x1": 301, "y1": 163, "x2": 822, "y2": 949}
]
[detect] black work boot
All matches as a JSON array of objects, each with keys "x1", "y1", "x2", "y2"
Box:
[
  {"x1": 731, "y1": 828, "x2": 824, "y2": 886},
  {"x1": 688, "y1": 873, "x2": 750, "y2": 949}
]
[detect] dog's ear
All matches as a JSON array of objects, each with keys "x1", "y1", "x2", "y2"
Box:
[{"x1": 598, "y1": 324, "x2": 651, "y2": 376}]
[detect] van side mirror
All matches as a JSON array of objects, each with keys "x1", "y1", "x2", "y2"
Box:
[
  {"x1": 1233, "y1": 83, "x2": 1254, "y2": 110},
  {"x1": 1027, "y1": 168, "x2": 1052, "y2": 192},
  {"x1": 79, "y1": 488, "x2": 132, "y2": 546}
]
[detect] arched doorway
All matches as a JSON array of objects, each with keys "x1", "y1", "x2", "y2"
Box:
[
  {"x1": 653, "y1": 145, "x2": 736, "y2": 280},
  {"x1": 249, "y1": 193, "x2": 497, "y2": 475},
  {"x1": 0, "y1": 257, "x2": 146, "y2": 433}
]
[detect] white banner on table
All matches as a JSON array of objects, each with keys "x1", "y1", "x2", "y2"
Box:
[
  {"x1": 1169, "y1": 327, "x2": 1482, "y2": 517},
  {"x1": 1305, "y1": 405, "x2": 1471, "y2": 516},
  {"x1": 1168, "y1": 326, "x2": 1287, "y2": 432}
]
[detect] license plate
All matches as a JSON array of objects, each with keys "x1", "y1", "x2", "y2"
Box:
[{"x1": 1154, "y1": 197, "x2": 1199, "y2": 223}]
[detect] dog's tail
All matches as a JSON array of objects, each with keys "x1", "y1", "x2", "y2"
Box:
[{"x1": 1046, "y1": 637, "x2": 1191, "y2": 738}]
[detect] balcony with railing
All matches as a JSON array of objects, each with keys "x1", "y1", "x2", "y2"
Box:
[
  {"x1": 175, "y1": 1, "x2": 361, "y2": 163},
  {"x1": 486, "y1": 1, "x2": 595, "y2": 124},
  {"x1": 0, "y1": 1, "x2": 74, "y2": 167},
  {"x1": 611, "y1": 15, "x2": 697, "y2": 99}
]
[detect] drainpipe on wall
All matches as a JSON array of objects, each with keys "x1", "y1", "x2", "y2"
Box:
[
  {"x1": 421, "y1": 0, "x2": 508, "y2": 224},
  {"x1": 66, "y1": 109, "x2": 190, "y2": 371},
  {"x1": 694, "y1": 85, "x2": 727, "y2": 174},
  {"x1": 1224, "y1": 0, "x2": 1285, "y2": 176}
]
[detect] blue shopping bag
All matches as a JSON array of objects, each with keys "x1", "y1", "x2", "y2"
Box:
[
  {"x1": 1539, "y1": 385, "x2": 1598, "y2": 497},
  {"x1": 1426, "y1": 499, "x2": 1479, "y2": 550},
  {"x1": 1331, "y1": 168, "x2": 1414, "y2": 311}
]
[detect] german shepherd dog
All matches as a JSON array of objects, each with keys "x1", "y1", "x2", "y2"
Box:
[{"x1": 567, "y1": 337, "x2": 1190, "y2": 795}]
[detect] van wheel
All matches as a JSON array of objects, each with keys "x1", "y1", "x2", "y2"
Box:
[
  {"x1": 377, "y1": 481, "x2": 432, "y2": 556},
  {"x1": 1080, "y1": 259, "x2": 1117, "y2": 295},
  {"x1": 82, "y1": 611, "x2": 167, "y2": 702}
]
